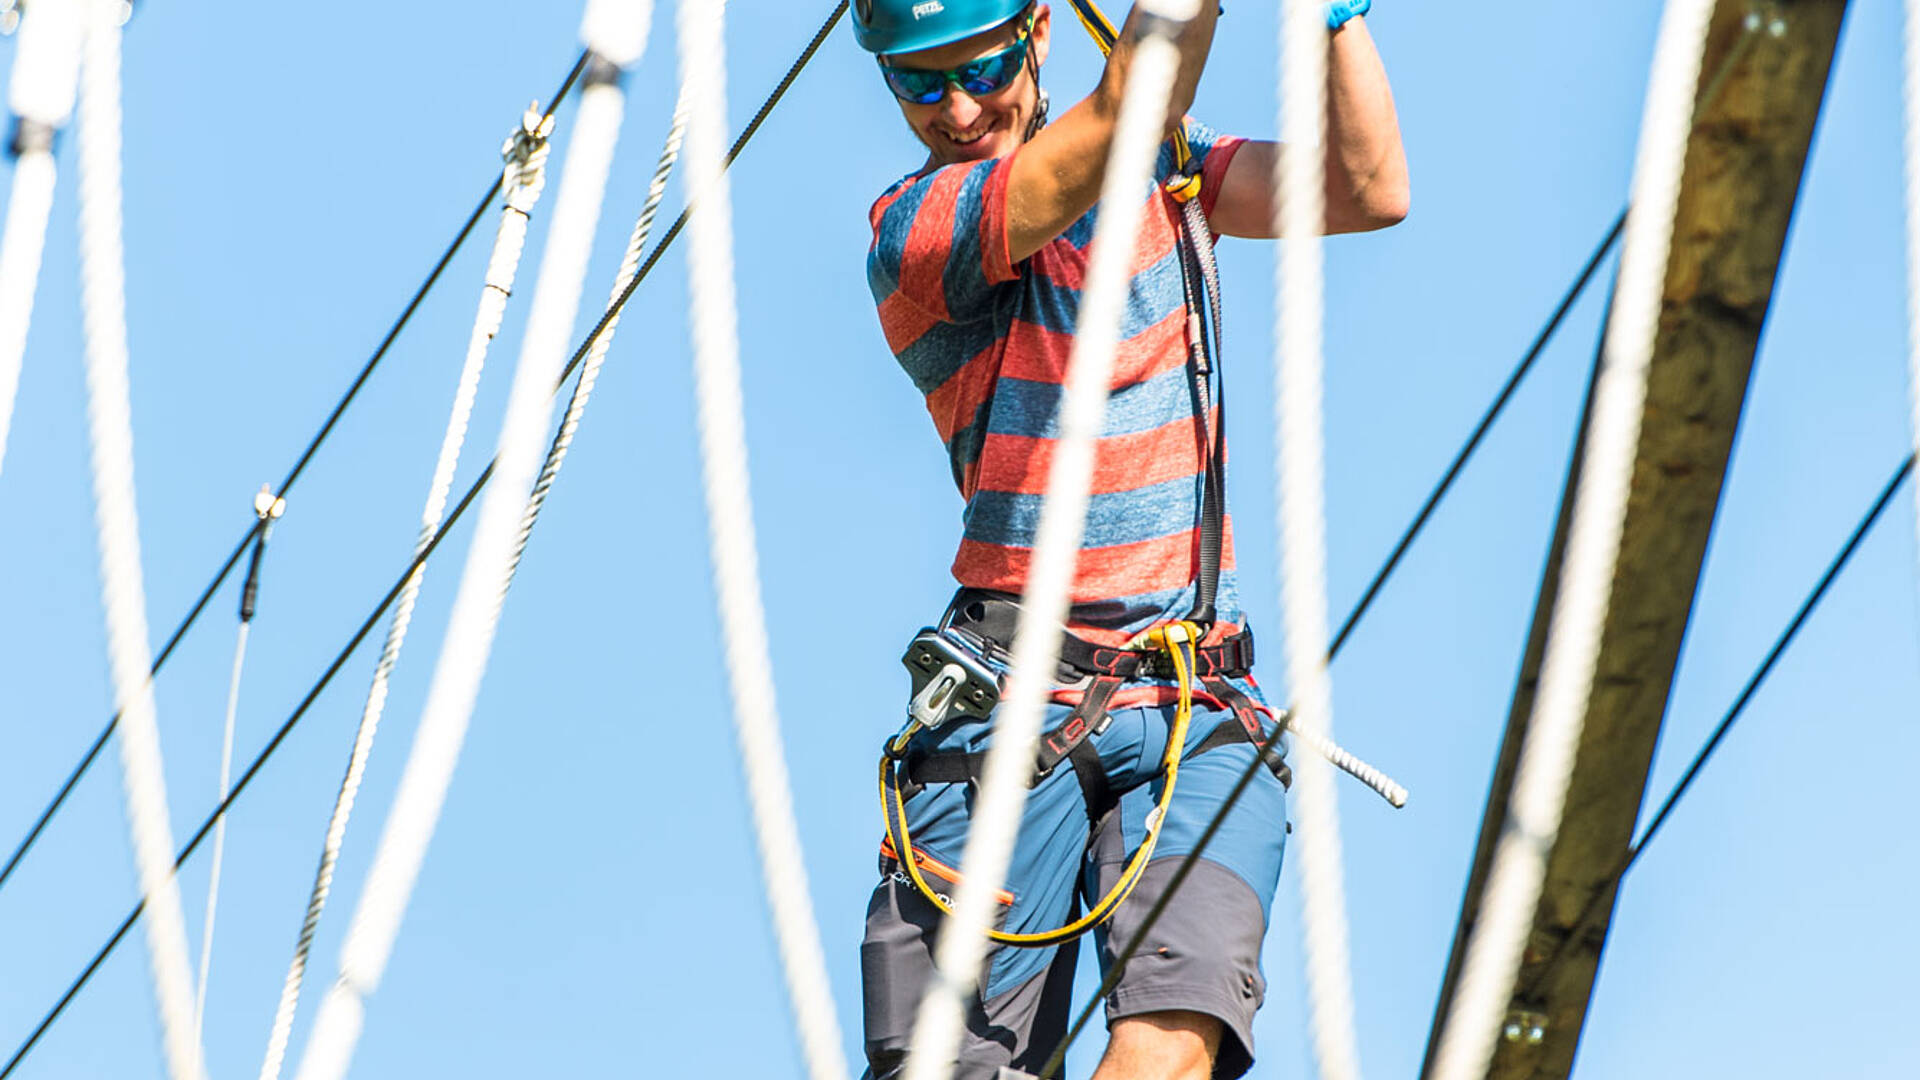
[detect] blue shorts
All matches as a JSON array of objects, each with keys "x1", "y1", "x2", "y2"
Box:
[{"x1": 860, "y1": 695, "x2": 1290, "y2": 1079}]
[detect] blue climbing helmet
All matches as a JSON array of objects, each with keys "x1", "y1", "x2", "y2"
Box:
[{"x1": 851, "y1": 0, "x2": 1035, "y2": 55}]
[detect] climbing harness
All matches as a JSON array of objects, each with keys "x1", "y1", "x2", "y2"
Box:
[{"x1": 882, "y1": 614, "x2": 1221, "y2": 948}]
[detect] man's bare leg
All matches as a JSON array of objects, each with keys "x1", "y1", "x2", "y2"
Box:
[{"x1": 1090, "y1": 1010, "x2": 1221, "y2": 1080}]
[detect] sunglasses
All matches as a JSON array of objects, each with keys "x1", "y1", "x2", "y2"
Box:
[{"x1": 878, "y1": 15, "x2": 1035, "y2": 105}]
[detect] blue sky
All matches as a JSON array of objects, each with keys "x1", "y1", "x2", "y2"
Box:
[{"x1": 1, "y1": 2, "x2": 1916, "y2": 1078}]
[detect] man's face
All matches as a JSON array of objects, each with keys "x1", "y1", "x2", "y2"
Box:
[{"x1": 886, "y1": 6, "x2": 1052, "y2": 166}]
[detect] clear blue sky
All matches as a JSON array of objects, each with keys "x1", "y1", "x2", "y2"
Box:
[{"x1": 1, "y1": 2, "x2": 1916, "y2": 1078}]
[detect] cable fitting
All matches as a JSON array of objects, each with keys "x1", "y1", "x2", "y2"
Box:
[
  {"x1": 7, "y1": 117, "x2": 53, "y2": 158},
  {"x1": 580, "y1": 52, "x2": 626, "y2": 90},
  {"x1": 253, "y1": 485, "x2": 287, "y2": 521},
  {"x1": 1501, "y1": 1007, "x2": 1547, "y2": 1046}
]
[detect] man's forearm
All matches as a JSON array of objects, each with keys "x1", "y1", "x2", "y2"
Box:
[{"x1": 1324, "y1": 17, "x2": 1409, "y2": 229}]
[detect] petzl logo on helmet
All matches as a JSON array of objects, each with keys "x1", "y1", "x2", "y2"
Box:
[{"x1": 912, "y1": 1, "x2": 946, "y2": 18}]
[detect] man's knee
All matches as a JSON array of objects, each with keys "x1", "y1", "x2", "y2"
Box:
[{"x1": 1094, "y1": 1010, "x2": 1220, "y2": 1080}]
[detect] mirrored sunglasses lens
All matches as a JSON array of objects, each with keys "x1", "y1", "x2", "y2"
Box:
[
  {"x1": 957, "y1": 53, "x2": 1016, "y2": 96},
  {"x1": 884, "y1": 68, "x2": 946, "y2": 104}
]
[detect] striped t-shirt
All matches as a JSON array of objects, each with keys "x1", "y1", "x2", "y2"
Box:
[{"x1": 868, "y1": 121, "x2": 1248, "y2": 649}]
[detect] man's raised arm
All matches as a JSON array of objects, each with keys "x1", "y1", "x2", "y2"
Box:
[{"x1": 1005, "y1": 2, "x2": 1221, "y2": 262}]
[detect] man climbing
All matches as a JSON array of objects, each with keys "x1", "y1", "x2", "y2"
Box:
[{"x1": 856, "y1": 2, "x2": 1407, "y2": 1077}]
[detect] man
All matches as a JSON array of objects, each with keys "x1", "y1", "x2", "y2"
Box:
[{"x1": 856, "y1": 2, "x2": 1407, "y2": 1078}]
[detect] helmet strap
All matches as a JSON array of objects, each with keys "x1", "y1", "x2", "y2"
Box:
[{"x1": 1022, "y1": 48, "x2": 1048, "y2": 142}]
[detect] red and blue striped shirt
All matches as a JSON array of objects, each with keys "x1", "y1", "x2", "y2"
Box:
[{"x1": 868, "y1": 121, "x2": 1247, "y2": 649}]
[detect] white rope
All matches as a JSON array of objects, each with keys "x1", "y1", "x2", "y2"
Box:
[
  {"x1": 900, "y1": 4, "x2": 1201, "y2": 1077},
  {"x1": 0, "y1": 0, "x2": 84, "y2": 481},
  {"x1": 505, "y1": 93, "x2": 687, "y2": 587},
  {"x1": 1273, "y1": 3, "x2": 1362, "y2": 1078},
  {"x1": 290, "y1": 6, "x2": 651, "y2": 1078},
  {"x1": 1903, "y1": 0, "x2": 1920, "y2": 586},
  {"x1": 73, "y1": 0, "x2": 207, "y2": 1076},
  {"x1": 1426, "y1": 2, "x2": 1714, "y2": 1076},
  {"x1": 673, "y1": 3, "x2": 849, "y2": 1077},
  {"x1": 254, "y1": 107, "x2": 553, "y2": 1080},
  {"x1": 193, "y1": 617, "x2": 250, "y2": 1046}
]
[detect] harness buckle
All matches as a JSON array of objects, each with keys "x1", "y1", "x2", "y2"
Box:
[{"x1": 902, "y1": 627, "x2": 1000, "y2": 730}]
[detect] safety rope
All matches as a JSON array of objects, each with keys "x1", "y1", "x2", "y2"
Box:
[
  {"x1": 673, "y1": 1, "x2": 850, "y2": 1076},
  {"x1": 0, "y1": 0, "x2": 83, "y2": 482},
  {"x1": 290, "y1": 6, "x2": 652, "y2": 1078},
  {"x1": 254, "y1": 108, "x2": 554, "y2": 1080},
  {"x1": 1425, "y1": 1, "x2": 1716, "y2": 1076},
  {"x1": 0, "y1": 16, "x2": 842, "y2": 1072},
  {"x1": 1904, "y1": 0, "x2": 1920, "y2": 583},
  {"x1": 0, "y1": 52, "x2": 592, "y2": 904},
  {"x1": 73, "y1": 0, "x2": 207, "y2": 1076},
  {"x1": 1273, "y1": 2, "x2": 1364, "y2": 1077},
  {"x1": 193, "y1": 489, "x2": 284, "y2": 1049},
  {"x1": 900, "y1": 3, "x2": 1205, "y2": 1077}
]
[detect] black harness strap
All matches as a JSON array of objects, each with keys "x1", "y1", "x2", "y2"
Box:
[
  {"x1": 901, "y1": 675, "x2": 1124, "y2": 817},
  {"x1": 1189, "y1": 676, "x2": 1291, "y2": 789},
  {"x1": 942, "y1": 591, "x2": 1254, "y2": 682}
]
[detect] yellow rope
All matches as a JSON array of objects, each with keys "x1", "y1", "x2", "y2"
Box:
[{"x1": 879, "y1": 622, "x2": 1201, "y2": 948}]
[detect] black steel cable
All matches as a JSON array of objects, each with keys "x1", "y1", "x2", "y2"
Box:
[
  {"x1": 0, "y1": 465, "x2": 490, "y2": 1080},
  {"x1": 1511, "y1": 452, "x2": 1915, "y2": 1005},
  {"x1": 0, "y1": 15, "x2": 843, "y2": 1071},
  {"x1": 1327, "y1": 212, "x2": 1623, "y2": 657},
  {"x1": 0, "y1": 52, "x2": 590, "y2": 899},
  {"x1": 557, "y1": 0, "x2": 849, "y2": 388}
]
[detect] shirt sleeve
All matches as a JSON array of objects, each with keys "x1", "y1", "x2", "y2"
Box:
[
  {"x1": 867, "y1": 155, "x2": 1018, "y2": 330},
  {"x1": 1158, "y1": 116, "x2": 1248, "y2": 224}
]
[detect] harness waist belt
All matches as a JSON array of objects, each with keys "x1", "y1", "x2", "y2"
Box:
[{"x1": 942, "y1": 589, "x2": 1254, "y2": 682}]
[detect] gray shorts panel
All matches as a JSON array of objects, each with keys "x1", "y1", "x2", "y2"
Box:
[
  {"x1": 1093, "y1": 856, "x2": 1269, "y2": 1079},
  {"x1": 860, "y1": 871, "x2": 1080, "y2": 1080}
]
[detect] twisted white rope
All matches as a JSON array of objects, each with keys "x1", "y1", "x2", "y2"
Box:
[
  {"x1": 901, "y1": 5, "x2": 1201, "y2": 1077},
  {"x1": 73, "y1": 0, "x2": 207, "y2": 1076},
  {"x1": 1426, "y1": 2, "x2": 1715, "y2": 1076},
  {"x1": 0, "y1": 0, "x2": 84, "y2": 481},
  {"x1": 291, "y1": 7, "x2": 651, "y2": 1078},
  {"x1": 256, "y1": 109, "x2": 553, "y2": 1080},
  {"x1": 505, "y1": 94, "x2": 687, "y2": 588},
  {"x1": 1274, "y1": 3, "x2": 1362, "y2": 1078},
  {"x1": 673, "y1": 3, "x2": 849, "y2": 1077},
  {"x1": 1904, "y1": 0, "x2": 1920, "y2": 585}
]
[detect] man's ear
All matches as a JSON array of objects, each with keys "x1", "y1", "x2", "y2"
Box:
[{"x1": 1031, "y1": 4, "x2": 1052, "y2": 67}]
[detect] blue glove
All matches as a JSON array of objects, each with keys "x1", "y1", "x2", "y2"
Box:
[{"x1": 1327, "y1": 0, "x2": 1371, "y2": 30}]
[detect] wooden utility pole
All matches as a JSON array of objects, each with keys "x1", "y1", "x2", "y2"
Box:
[{"x1": 1420, "y1": 3, "x2": 1852, "y2": 1077}]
